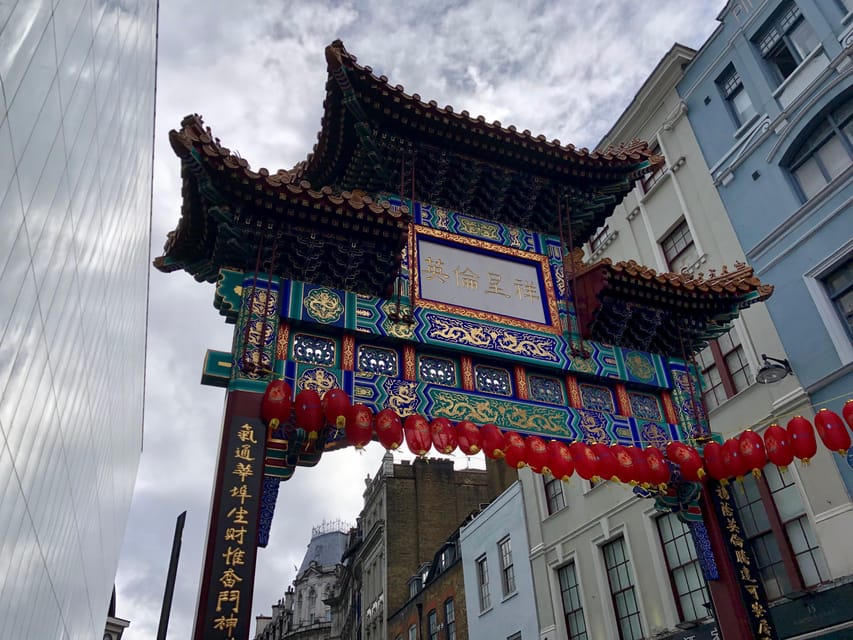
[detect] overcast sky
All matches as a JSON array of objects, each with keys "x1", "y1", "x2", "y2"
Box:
[{"x1": 114, "y1": 1, "x2": 728, "y2": 637}]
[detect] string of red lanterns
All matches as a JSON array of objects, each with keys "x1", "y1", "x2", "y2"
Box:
[{"x1": 263, "y1": 382, "x2": 853, "y2": 487}]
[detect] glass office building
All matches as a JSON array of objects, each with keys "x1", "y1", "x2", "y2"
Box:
[{"x1": 0, "y1": 0, "x2": 156, "y2": 637}]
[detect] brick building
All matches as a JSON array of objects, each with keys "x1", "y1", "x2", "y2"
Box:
[
  {"x1": 388, "y1": 530, "x2": 469, "y2": 640},
  {"x1": 330, "y1": 453, "x2": 513, "y2": 640}
]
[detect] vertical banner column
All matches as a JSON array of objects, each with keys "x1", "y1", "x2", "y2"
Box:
[
  {"x1": 196, "y1": 416, "x2": 266, "y2": 639},
  {"x1": 194, "y1": 273, "x2": 281, "y2": 639},
  {"x1": 704, "y1": 480, "x2": 778, "y2": 640}
]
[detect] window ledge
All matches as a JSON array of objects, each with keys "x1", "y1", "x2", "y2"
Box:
[
  {"x1": 771, "y1": 45, "x2": 826, "y2": 101},
  {"x1": 733, "y1": 113, "x2": 761, "y2": 140},
  {"x1": 590, "y1": 230, "x2": 618, "y2": 260},
  {"x1": 477, "y1": 606, "x2": 493, "y2": 617},
  {"x1": 501, "y1": 590, "x2": 519, "y2": 604},
  {"x1": 638, "y1": 170, "x2": 672, "y2": 203}
]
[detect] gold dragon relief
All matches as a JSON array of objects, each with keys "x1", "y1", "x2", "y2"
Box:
[
  {"x1": 304, "y1": 288, "x2": 344, "y2": 324},
  {"x1": 640, "y1": 421, "x2": 669, "y2": 448},
  {"x1": 576, "y1": 410, "x2": 608, "y2": 442},
  {"x1": 426, "y1": 316, "x2": 558, "y2": 361},
  {"x1": 429, "y1": 389, "x2": 568, "y2": 435},
  {"x1": 249, "y1": 288, "x2": 278, "y2": 317},
  {"x1": 384, "y1": 380, "x2": 419, "y2": 416},
  {"x1": 298, "y1": 367, "x2": 339, "y2": 394}
]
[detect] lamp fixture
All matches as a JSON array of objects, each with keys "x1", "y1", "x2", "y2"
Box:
[{"x1": 755, "y1": 354, "x2": 792, "y2": 384}]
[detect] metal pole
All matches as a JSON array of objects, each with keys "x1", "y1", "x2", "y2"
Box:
[{"x1": 157, "y1": 511, "x2": 187, "y2": 640}]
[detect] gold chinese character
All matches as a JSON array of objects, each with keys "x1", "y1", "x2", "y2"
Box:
[
  {"x1": 227, "y1": 506, "x2": 249, "y2": 525},
  {"x1": 233, "y1": 462, "x2": 253, "y2": 482},
  {"x1": 716, "y1": 484, "x2": 730, "y2": 501},
  {"x1": 740, "y1": 565, "x2": 754, "y2": 582},
  {"x1": 745, "y1": 584, "x2": 759, "y2": 600},
  {"x1": 234, "y1": 444, "x2": 255, "y2": 462},
  {"x1": 758, "y1": 619, "x2": 772, "y2": 635},
  {"x1": 485, "y1": 273, "x2": 511, "y2": 298},
  {"x1": 223, "y1": 546, "x2": 246, "y2": 566},
  {"x1": 720, "y1": 502, "x2": 733, "y2": 517},
  {"x1": 751, "y1": 602, "x2": 767, "y2": 618},
  {"x1": 213, "y1": 613, "x2": 239, "y2": 638},
  {"x1": 219, "y1": 568, "x2": 243, "y2": 589},
  {"x1": 225, "y1": 527, "x2": 247, "y2": 546},
  {"x1": 424, "y1": 257, "x2": 450, "y2": 283},
  {"x1": 230, "y1": 484, "x2": 252, "y2": 505},
  {"x1": 730, "y1": 533, "x2": 744, "y2": 549},
  {"x1": 454, "y1": 267, "x2": 479, "y2": 290},
  {"x1": 735, "y1": 549, "x2": 750, "y2": 565},
  {"x1": 216, "y1": 589, "x2": 240, "y2": 613},
  {"x1": 513, "y1": 279, "x2": 540, "y2": 302},
  {"x1": 237, "y1": 424, "x2": 257, "y2": 444},
  {"x1": 726, "y1": 517, "x2": 740, "y2": 534}
]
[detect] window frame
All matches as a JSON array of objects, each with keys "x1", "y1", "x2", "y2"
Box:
[
  {"x1": 476, "y1": 555, "x2": 491, "y2": 611},
  {"x1": 639, "y1": 143, "x2": 668, "y2": 193},
  {"x1": 788, "y1": 101, "x2": 853, "y2": 202},
  {"x1": 544, "y1": 474, "x2": 567, "y2": 515},
  {"x1": 716, "y1": 65, "x2": 757, "y2": 128},
  {"x1": 558, "y1": 561, "x2": 589, "y2": 640},
  {"x1": 754, "y1": 2, "x2": 819, "y2": 85},
  {"x1": 804, "y1": 246, "x2": 853, "y2": 364},
  {"x1": 695, "y1": 327, "x2": 751, "y2": 413},
  {"x1": 427, "y1": 608, "x2": 438, "y2": 640},
  {"x1": 444, "y1": 598, "x2": 456, "y2": 640},
  {"x1": 660, "y1": 219, "x2": 698, "y2": 273},
  {"x1": 498, "y1": 536, "x2": 517, "y2": 596},
  {"x1": 822, "y1": 257, "x2": 853, "y2": 341},
  {"x1": 733, "y1": 464, "x2": 830, "y2": 602},
  {"x1": 408, "y1": 624, "x2": 418, "y2": 640},
  {"x1": 655, "y1": 512, "x2": 712, "y2": 623},
  {"x1": 602, "y1": 537, "x2": 644, "y2": 640}
]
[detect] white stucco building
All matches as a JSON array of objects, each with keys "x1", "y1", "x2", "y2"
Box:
[{"x1": 519, "y1": 42, "x2": 853, "y2": 640}]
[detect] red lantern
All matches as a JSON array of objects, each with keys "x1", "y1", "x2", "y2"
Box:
[
  {"x1": 843, "y1": 400, "x2": 853, "y2": 430},
  {"x1": 525, "y1": 436, "x2": 550, "y2": 474},
  {"x1": 456, "y1": 420, "x2": 482, "y2": 455},
  {"x1": 569, "y1": 442, "x2": 598, "y2": 480},
  {"x1": 261, "y1": 379, "x2": 293, "y2": 428},
  {"x1": 628, "y1": 446, "x2": 652, "y2": 486},
  {"x1": 480, "y1": 424, "x2": 507, "y2": 460},
  {"x1": 591, "y1": 443, "x2": 618, "y2": 482},
  {"x1": 375, "y1": 408, "x2": 404, "y2": 451},
  {"x1": 644, "y1": 447, "x2": 671, "y2": 489},
  {"x1": 814, "y1": 409, "x2": 852, "y2": 455},
  {"x1": 722, "y1": 438, "x2": 748, "y2": 480},
  {"x1": 666, "y1": 441, "x2": 705, "y2": 482},
  {"x1": 404, "y1": 414, "x2": 432, "y2": 457},
  {"x1": 322, "y1": 388, "x2": 350, "y2": 428},
  {"x1": 504, "y1": 432, "x2": 527, "y2": 469},
  {"x1": 294, "y1": 389, "x2": 324, "y2": 440},
  {"x1": 787, "y1": 416, "x2": 817, "y2": 464},
  {"x1": 739, "y1": 430, "x2": 767, "y2": 477},
  {"x1": 610, "y1": 445, "x2": 636, "y2": 484},
  {"x1": 345, "y1": 404, "x2": 373, "y2": 449},
  {"x1": 431, "y1": 417, "x2": 458, "y2": 454},
  {"x1": 546, "y1": 440, "x2": 574, "y2": 481},
  {"x1": 764, "y1": 424, "x2": 794, "y2": 469},
  {"x1": 701, "y1": 441, "x2": 728, "y2": 482}
]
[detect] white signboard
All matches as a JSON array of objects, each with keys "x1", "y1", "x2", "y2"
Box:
[{"x1": 416, "y1": 237, "x2": 548, "y2": 324}]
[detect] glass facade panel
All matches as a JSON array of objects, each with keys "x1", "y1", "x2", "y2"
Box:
[
  {"x1": 0, "y1": 1, "x2": 155, "y2": 637},
  {"x1": 558, "y1": 562, "x2": 588, "y2": 640}
]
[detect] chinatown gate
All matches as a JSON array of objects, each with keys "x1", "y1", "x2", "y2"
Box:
[{"x1": 156, "y1": 41, "x2": 779, "y2": 640}]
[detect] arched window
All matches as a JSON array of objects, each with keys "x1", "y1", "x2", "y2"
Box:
[
  {"x1": 788, "y1": 99, "x2": 853, "y2": 201},
  {"x1": 308, "y1": 588, "x2": 317, "y2": 623}
]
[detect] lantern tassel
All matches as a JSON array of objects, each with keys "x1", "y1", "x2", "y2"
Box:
[{"x1": 751, "y1": 468, "x2": 762, "y2": 479}]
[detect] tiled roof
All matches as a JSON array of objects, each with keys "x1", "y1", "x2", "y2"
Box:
[
  {"x1": 572, "y1": 252, "x2": 773, "y2": 354},
  {"x1": 154, "y1": 115, "x2": 410, "y2": 294}
]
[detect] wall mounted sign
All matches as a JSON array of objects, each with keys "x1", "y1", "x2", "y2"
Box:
[{"x1": 411, "y1": 225, "x2": 561, "y2": 333}]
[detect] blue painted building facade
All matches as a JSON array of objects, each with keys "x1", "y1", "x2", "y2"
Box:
[{"x1": 677, "y1": 0, "x2": 853, "y2": 493}]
